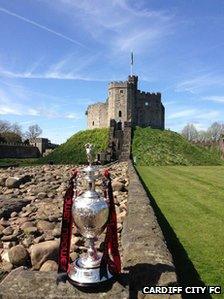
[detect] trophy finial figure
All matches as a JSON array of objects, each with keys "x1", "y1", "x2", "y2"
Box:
[{"x1": 85, "y1": 143, "x2": 94, "y2": 165}]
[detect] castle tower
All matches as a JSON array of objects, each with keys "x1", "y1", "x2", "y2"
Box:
[
  {"x1": 107, "y1": 75, "x2": 138, "y2": 126},
  {"x1": 86, "y1": 74, "x2": 165, "y2": 130}
]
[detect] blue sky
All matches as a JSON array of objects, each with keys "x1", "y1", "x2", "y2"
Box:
[{"x1": 0, "y1": 0, "x2": 224, "y2": 144}]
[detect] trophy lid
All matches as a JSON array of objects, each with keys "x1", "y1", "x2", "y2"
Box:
[{"x1": 82, "y1": 143, "x2": 98, "y2": 186}]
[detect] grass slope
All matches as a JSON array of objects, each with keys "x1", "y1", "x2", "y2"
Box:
[
  {"x1": 137, "y1": 166, "x2": 224, "y2": 298},
  {"x1": 39, "y1": 128, "x2": 109, "y2": 164},
  {"x1": 132, "y1": 127, "x2": 223, "y2": 166}
]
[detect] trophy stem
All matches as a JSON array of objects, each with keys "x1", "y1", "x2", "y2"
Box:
[
  {"x1": 78, "y1": 237, "x2": 101, "y2": 268},
  {"x1": 87, "y1": 238, "x2": 99, "y2": 262}
]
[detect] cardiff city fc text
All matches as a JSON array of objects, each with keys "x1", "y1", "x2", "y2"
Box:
[{"x1": 142, "y1": 286, "x2": 221, "y2": 295}]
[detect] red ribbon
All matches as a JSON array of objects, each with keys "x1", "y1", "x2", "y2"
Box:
[
  {"x1": 100, "y1": 169, "x2": 121, "y2": 279},
  {"x1": 57, "y1": 170, "x2": 77, "y2": 278}
]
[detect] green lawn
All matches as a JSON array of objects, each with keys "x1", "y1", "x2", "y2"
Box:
[{"x1": 137, "y1": 166, "x2": 224, "y2": 298}]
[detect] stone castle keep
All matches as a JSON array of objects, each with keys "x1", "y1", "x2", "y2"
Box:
[{"x1": 86, "y1": 75, "x2": 165, "y2": 129}]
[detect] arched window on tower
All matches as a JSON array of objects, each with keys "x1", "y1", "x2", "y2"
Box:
[
  {"x1": 92, "y1": 121, "x2": 94, "y2": 126},
  {"x1": 118, "y1": 110, "x2": 122, "y2": 117}
]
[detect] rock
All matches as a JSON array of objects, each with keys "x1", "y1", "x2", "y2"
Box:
[
  {"x1": 10, "y1": 211, "x2": 18, "y2": 218},
  {"x1": 2, "y1": 227, "x2": 13, "y2": 236},
  {"x1": 0, "y1": 219, "x2": 9, "y2": 227},
  {"x1": 4, "y1": 189, "x2": 14, "y2": 195},
  {"x1": 36, "y1": 220, "x2": 55, "y2": 231},
  {"x1": 47, "y1": 193, "x2": 55, "y2": 199},
  {"x1": 5, "y1": 177, "x2": 20, "y2": 188},
  {"x1": 0, "y1": 198, "x2": 31, "y2": 219},
  {"x1": 112, "y1": 179, "x2": 126, "y2": 192},
  {"x1": 30, "y1": 240, "x2": 59, "y2": 269},
  {"x1": 52, "y1": 228, "x2": 61, "y2": 238},
  {"x1": 22, "y1": 236, "x2": 34, "y2": 248},
  {"x1": 0, "y1": 224, "x2": 4, "y2": 233},
  {"x1": 1, "y1": 260, "x2": 13, "y2": 272},
  {"x1": 23, "y1": 227, "x2": 38, "y2": 235},
  {"x1": 0, "y1": 177, "x2": 7, "y2": 187},
  {"x1": 21, "y1": 222, "x2": 35, "y2": 230},
  {"x1": 3, "y1": 242, "x2": 15, "y2": 249},
  {"x1": 70, "y1": 252, "x2": 77, "y2": 262},
  {"x1": 48, "y1": 215, "x2": 59, "y2": 222},
  {"x1": 1, "y1": 250, "x2": 10, "y2": 262},
  {"x1": 117, "y1": 222, "x2": 122, "y2": 233},
  {"x1": 1, "y1": 235, "x2": 18, "y2": 242},
  {"x1": 33, "y1": 235, "x2": 44, "y2": 244},
  {"x1": 37, "y1": 192, "x2": 47, "y2": 200},
  {"x1": 19, "y1": 175, "x2": 33, "y2": 185},
  {"x1": 39, "y1": 260, "x2": 58, "y2": 272},
  {"x1": 8, "y1": 245, "x2": 29, "y2": 267},
  {"x1": 13, "y1": 189, "x2": 21, "y2": 196}
]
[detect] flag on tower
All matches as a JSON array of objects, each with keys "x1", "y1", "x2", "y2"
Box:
[{"x1": 130, "y1": 52, "x2": 134, "y2": 75}]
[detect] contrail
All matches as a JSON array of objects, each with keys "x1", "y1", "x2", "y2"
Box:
[{"x1": 0, "y1": 6, "x2": 85, "y2": 48}]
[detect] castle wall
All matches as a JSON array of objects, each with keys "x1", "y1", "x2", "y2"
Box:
[
  {"x1": 134, "y1": 91, "x2": 164, "y2": 129},
  {"x1": 86, "y1": 102, "x2": 108, "y2": 129},
  {"x1": 0, "y1": 144, "x2": 40, "y2": 158}
]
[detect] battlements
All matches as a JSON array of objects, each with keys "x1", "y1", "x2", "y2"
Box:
[
  {"x1": 86, "y1": 102, "x2": 107, "y2": 110},
  {"x1": 137, "y1": 90, "x2": 161, "y2": 99},
  {"x1": 108, "y1": 81, "x2": 128, "y2": 89}
]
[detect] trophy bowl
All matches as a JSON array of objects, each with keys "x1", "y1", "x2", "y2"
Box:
[{"x1": 72, "y1": 190, "x2": 109, "y2": 238}]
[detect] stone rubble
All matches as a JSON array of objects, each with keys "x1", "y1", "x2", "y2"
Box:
[{"x1": 0, "y1": 162, "x2": 128, "y2": 279}]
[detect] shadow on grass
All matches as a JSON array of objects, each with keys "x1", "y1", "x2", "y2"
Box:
[{"x1": 136, "y1": 168, "x2": 212, "y2": 299}]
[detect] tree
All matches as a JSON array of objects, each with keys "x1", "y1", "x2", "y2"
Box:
[
  {"x1": 1, "y1": 132, "x2": 22, "y2": 143},
  {"x1": 0, "y1": 120, "x2": 11, "y2": 133},
  {"x1": 25, "y1": 124, "x2": 42, "y2": 141},
  {"x1": 207, "y1": 122, "x2": 224, "y2": 141},
  {"x1": 197, "y1": 130, "x2": 210, "y2": 142},
  {"x1": 0, "y1": 120, "x2": 23, "y2": 143},
  {"x1": 181, "y1": 124, "x2": 198, "y2": 141},
  {"x1": 11, "y1": 123, "x2": 23, "y2": 137}
]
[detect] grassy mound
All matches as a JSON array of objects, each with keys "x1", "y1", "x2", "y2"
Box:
[
  {"x1": 39, "y1": 128, "x2": 109, "y2": 164},
  {"x1": 132, "y1": 127, "x2": 223, "y2": 166}
]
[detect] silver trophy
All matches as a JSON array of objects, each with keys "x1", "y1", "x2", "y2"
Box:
[{"x1": 68, "y1": 143, "x2": 113, "y2": 286}]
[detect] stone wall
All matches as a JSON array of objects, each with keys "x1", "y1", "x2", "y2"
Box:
[
  {"x1": 134, "y1": 91, "x2": 165, "y2": 129},
  {"x1": 119, "y1": 122, "x2": 132, "y2": 161},
  {"x1": 0, "y1": 144, "x2": 40, "y2": 159},
  {"x1": 122, "y1": 162, "x2": 180, "y2": 297},
  {"x1": 86, "y1": 102, "x2": 108, "y2": 129}
]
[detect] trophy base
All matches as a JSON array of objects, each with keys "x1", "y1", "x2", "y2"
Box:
[{"x1": 68, "y1": 259, "x2": 114, "y2": 287}]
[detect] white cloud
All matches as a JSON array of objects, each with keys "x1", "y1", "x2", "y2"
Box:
[
  {"x1": 0, "y1": 68, "x2": 109, "y2": 81},
  {"x1": 168, "y1": 109, "x2": 196, "y2": 119},
  {"x1": 0, "y1": 55, "x2": 109, "y2": 81},
  {"x1": 175, "y1": 73, "x2": 224, "y2": 94},
  {"x1": 167, "y1": 108, "x2": 221, "y2": 123},
  {"x1": 202, "y1": 95, "x2": 224, "y2": 103},
  {"x1": 0, "y1": 83, "x2": 83, "y2": 119},
  {"x1": 0, "y1": 6, "x2": 85, "y2": 47},
  {"x1": 65, "y1": 113, "x2": 80, "y2": 119},
  {"x1": 0, "y1": 106, "x2": 22, "y2": 115},
  {"x1": 48, "y1": 0, "x2": 174, "y2": 54}
]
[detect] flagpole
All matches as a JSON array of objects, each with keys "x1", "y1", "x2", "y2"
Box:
[{"x1": 131, "y1": 52, "x2": 133, "y2": 76}]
